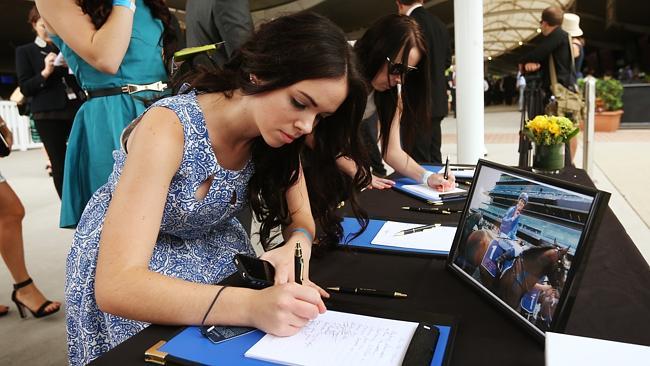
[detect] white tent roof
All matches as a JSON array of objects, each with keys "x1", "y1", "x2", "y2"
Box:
[
  {"x1": 482, "y1": 0, "x2": 574, "y2": 58},
  {"x1": 249, "y1": 0, "x2": 575, "y2": 59}
]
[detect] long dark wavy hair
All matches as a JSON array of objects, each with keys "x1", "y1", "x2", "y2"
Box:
[
  {"x1": 354, "y1": 14, "x2": 431, "y2": 155},
  {"x1": 176, "y1": 11, "x2": 371, "y2": 249},
  {"x1": 77, "y1": 0, "x2": 176, "y2": 65}
]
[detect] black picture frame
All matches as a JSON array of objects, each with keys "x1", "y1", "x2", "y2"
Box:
[{"x1": 446, "y1": 159, "x2": 610, "y2": 342}]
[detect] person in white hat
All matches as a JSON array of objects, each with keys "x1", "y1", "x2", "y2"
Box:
[{"x1": 563, "y1": 13, "x2": 585, "y2": 78}]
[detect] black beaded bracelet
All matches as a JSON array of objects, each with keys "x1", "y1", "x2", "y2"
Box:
[{"x1": 201, "y1": 285, "x2": 228, "y2": 326}]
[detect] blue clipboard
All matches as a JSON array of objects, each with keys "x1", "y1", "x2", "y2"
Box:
[
  {"x1": 338, "y1": 217, "x2": 450, "y2": 256},
  {"x1": 158, "y1": 321, "x2": 453, "y2": 366}
]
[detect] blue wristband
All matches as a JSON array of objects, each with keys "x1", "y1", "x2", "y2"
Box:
[
  {"x1": 113, "y1": 0, "x2": 136, "y2": 12},
  {"x1": 291, "y1": 228, "x2": 313, "y2": 243}
]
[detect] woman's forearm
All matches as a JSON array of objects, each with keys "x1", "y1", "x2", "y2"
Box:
[
  {"x1": 36, "y1": 0, "x2": 135, "y2": 74},
  {"x1": 95, "y1": 266, "x2": 255, "y2": 326},
  {"x1": 384, "y1": 148, "x2": 425, "y2": 183}
]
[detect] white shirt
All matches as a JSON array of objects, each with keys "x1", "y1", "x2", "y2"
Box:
[
  {"x1": 516, "y1": 73, "x2": 526, "y2": 89},
  {"x1": 363, "y1": 91, "x2": 376, "y2": 120}
]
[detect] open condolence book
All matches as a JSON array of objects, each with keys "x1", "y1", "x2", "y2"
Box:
[
  {"x1": 245, "y1": 311, "x2": 423, "y2": 365},
  {"x1": 339, "y1": 218, "x2": 456, "y2": 256},
  {"x1": 392, "y1": 164, "x2": 473, "y2": 203}
]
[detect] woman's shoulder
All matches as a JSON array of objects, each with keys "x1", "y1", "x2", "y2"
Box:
[
  {"x1": 150, "y1": 91, "x2": 199, "y2": 111},
  {"x1": 145, "y1": 91, "x2": 205, "y2": 132}
]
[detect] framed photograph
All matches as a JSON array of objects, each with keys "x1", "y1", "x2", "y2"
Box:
[{"x1": 446, "y1": 160, "x2": 610, "y2": 341}]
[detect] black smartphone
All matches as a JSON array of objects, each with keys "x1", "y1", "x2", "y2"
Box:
[
  {"x1": 233, "y1": 254, "x2": 275, "y2": 289},
  {"x1": 200, "y1": 325, "x2": 256, "y2": 344}
]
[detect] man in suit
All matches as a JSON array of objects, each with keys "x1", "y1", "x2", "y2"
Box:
[
  {"x1": 397, "y1": 0, "x2": 451, "y2": 164},
  {"x1": 185, "y1": 0, "x2": 254, "y2": 68}
]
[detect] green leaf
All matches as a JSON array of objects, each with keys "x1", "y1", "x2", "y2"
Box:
[{"x1": 565, "y1": 127, "x2": 580, "y2": 140}]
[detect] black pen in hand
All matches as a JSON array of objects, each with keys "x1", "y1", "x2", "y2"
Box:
[
  {"x1": 443, "y1": 156, "x2": 450, "y2": 180},
  {"x1": 326, "y1": 287, "x2": 407, "y2": 299},
  {"x1": 294, "y1": 242, "x2": 303, "y2": 285}
]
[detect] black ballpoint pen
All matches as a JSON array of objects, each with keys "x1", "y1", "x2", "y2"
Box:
[
  {"x1": 443, "y1": 156, "x2": 450, "y2": 180},
  {"x1": 394, "y1": 223, "x2": 440, "y2": 236},
  {"x1": 326, "y1": 287, "x2": 408, "y2": 299},
  {"x1": 401, "y1": 206, "x2": 451, "y2": 215},
  {"x1": 294, "y1": 242, "x2": 303, "y2": 285},
  {"x1": 439, "y1": 193, "x2": 468, "y2": 201}
]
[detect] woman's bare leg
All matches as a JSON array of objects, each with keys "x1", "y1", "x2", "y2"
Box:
[{"x1": 0, "y1": 181, "x2": 60, "y2": 313}]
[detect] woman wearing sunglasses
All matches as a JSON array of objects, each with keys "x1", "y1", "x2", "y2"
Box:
[{"x1": 339, "y1": 14, "x2": 454, "y2": 191}]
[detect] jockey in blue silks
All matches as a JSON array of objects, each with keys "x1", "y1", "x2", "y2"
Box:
[{"x1": 495, "y1": 192, "x2": 528, "y2": 268}]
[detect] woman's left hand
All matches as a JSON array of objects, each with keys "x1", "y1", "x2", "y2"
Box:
[
  {"x1": 260, "y1": 233, "x2": 329, "y2": 298},
  {"x1": 368, "y1": 175, "x2": 395, "y2": 190},
  {"x1": 427, "y1": 171, "x2": 456, "y2": 192}
]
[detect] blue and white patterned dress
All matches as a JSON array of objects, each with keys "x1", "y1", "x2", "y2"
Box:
[{"x1": 65, "y1": 91, "x2": 256, "y2": 365}]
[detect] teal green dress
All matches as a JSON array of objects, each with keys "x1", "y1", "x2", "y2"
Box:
[{"x1": 52, "y1": 0, "x2": 168, "y2": 228}]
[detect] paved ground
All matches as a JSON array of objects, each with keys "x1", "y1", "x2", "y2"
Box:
[{"x1": 0, "y1": 105, "x2": 648, "y2": 365}]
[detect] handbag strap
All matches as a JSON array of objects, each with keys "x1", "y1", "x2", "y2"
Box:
[
  {"x1": 548, "y1": 34, "x2": 579, "y2": 91},
  {"x1": 549, "y1": 54, "x2": 559, "y2": 89}
]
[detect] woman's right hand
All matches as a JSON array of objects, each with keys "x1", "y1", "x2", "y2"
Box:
[
  {"x1": 41, "y1": 52, "x2": 57, "y2": 79},
  {"x1": 426, "y1": 172, "x2": 455, "y2": 192},
  {"x1": 248, "y1": 283, "x2": 326, "y2": 337}
]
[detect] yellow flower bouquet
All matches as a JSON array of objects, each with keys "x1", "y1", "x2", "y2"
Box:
[{"x1": 524, "y1": 115, "x2": 579, "y2": 146}]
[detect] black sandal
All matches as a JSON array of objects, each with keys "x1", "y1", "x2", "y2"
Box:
[
  {"x1": 0, "y1": 305, "x2": 8, "y2": 317},
  {"x1": 11, "y1": 278, "x2": 60, "y2": 318}
]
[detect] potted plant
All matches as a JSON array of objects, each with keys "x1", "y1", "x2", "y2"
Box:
[
  {"x1": 594, "y1": 78, "x2": 624, "y2": 132},
  {"x1": 524, "y1": 115, "x2": 579, "y2": 173}
]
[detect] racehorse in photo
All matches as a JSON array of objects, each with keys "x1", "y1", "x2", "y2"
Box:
[
  {"x1": 496, "y1": 246, "x2": 568, "y2": 310},
  {"x1": 455, "y1": 210, "x2": 505, "y2": 289}
]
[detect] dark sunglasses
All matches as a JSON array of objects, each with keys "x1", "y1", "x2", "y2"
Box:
[{"x1": 386, "y1": 57, "x2": 418, "y2": 75}]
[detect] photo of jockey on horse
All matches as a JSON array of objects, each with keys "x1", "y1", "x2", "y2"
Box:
[{"x1": 452, "y1": 169, "x2": 592, "y2": 331}]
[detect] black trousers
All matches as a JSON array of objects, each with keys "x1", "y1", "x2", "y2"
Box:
[
  {"x1": 33, "y1": 118, "x2": 74, "y2": 198},
  {"x1": 408, "y1": 116, "x2": 443, "y2": 164}
]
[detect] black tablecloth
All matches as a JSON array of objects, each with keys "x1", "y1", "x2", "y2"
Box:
[{"x1": 92, "y1": 167, "x2": 650, "y2": 366}]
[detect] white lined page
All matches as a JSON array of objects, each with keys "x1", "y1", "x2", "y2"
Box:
[{"x1": 244, "y1": 310, "x2": 418, "y2": 366}]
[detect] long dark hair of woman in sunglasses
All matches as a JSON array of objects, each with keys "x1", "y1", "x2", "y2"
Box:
[{"x1": 347, "y1": 14, "x2": 455, "y2": 190}]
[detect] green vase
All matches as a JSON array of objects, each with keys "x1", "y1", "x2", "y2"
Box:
[{"x1": 532, "y1": 143, "x2": 565, "y2": 174}]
